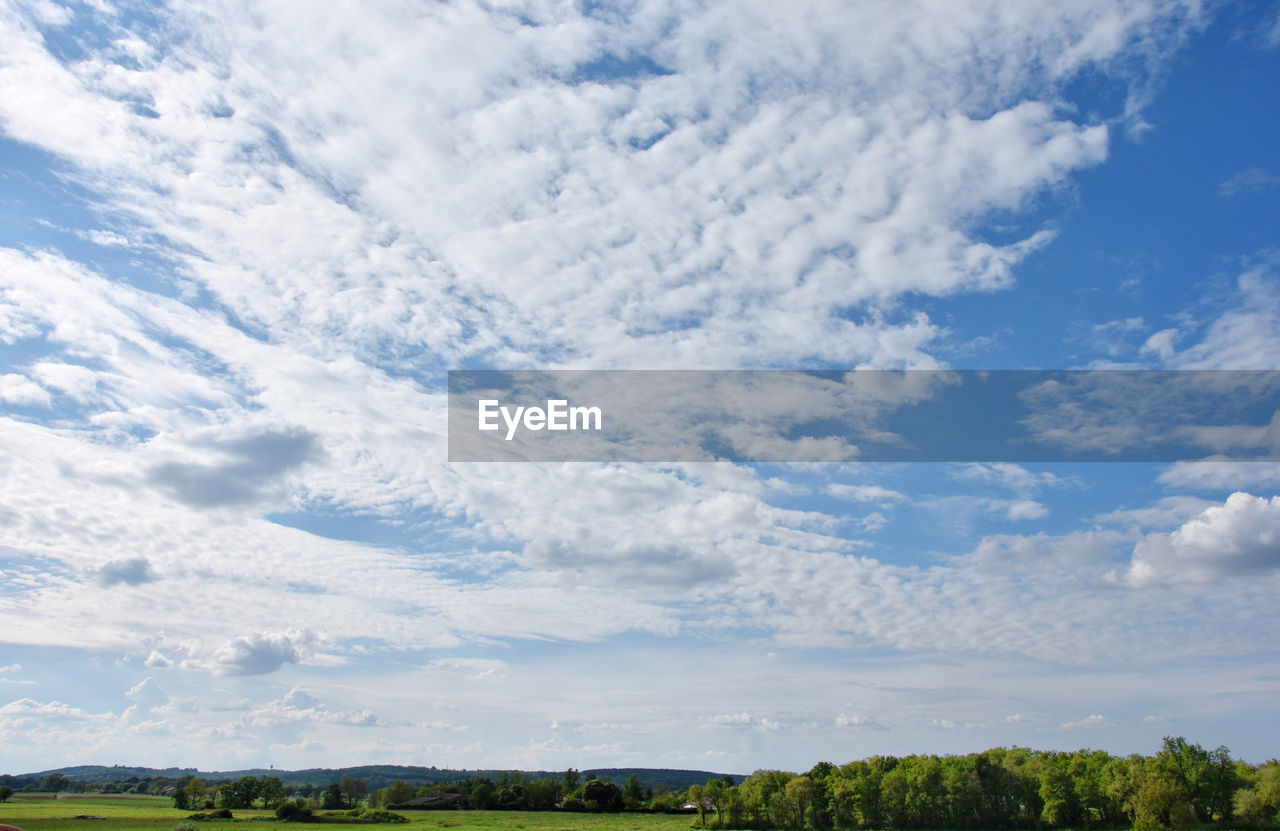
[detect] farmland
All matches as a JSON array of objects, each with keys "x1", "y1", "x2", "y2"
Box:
[{"x1": 0, "y1": 795, "x2": 699, "y2": 831}]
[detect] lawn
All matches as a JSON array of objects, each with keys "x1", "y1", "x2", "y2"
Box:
[{"x1": 0, "y1": 795, "x2": 703, "y2": 831}]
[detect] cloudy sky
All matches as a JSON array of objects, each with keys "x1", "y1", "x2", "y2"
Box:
[{"x1": 2, "y1": 0, "x2": 1279, "y2": 775}]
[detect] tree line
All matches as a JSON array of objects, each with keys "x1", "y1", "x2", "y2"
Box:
[
  {"x1": 683, "y1": 739, "x2": 1278, "y2": 831},
  {"x1": 4, "y1": 737, "x2": 1277, "y2": 830}
]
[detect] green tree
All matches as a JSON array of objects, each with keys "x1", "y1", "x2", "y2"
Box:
[
  {"x1": 1039, "y1": 755, "x2": 1081, "y2": 829},
  {"x1": 786, "y1": 776, "x2": 818, "y2": 829},
  {"x1": 372, "y1": 780, "x2": 414, "y2": 809},
  {"x1": 184, "y1": 778, "x2": 209, "y2": 810},
  {"x1": 1234, "y1": 762, "x2": 1280, "y2": 828},
  {"x1": 581, "y1": 779, "x2": 623, "y2": 812},
  {"x1": 470, "y1": 782, "x2": 496, "y2": 810},
  {"x1": 704, "y1": 779, "x2": 729, "y2": 828},
  {"x1": 624, "y1": 774, "x2": 644, "y2": 811},
  {"x1": 1154, "y1": 736, "x2": 1211, "y2": 821},
  {"x1": 564, "y1": 769, "x2": 580, "y2": 792},
  {"x1": 0, "y1": 786, "x2": 14, "y2": 803},
  {"x1": 221, "y1": 777, "x2": 260, "y2": 810},
  {"x1": 340, "y1": 776, "x2": 368, "y2": 808},
  {"x1": 258, "y1": 776, "x2": 286, "y2": 809},
  {"x1": 41, "y1": 773, "x2": 70, "y2": 793},
  {"x1": 1134, "y1": 776, "x2": 1195, "y2": 831},
  {"x1": 322, "y1": 783, "x2": 346, "y2": 810}
]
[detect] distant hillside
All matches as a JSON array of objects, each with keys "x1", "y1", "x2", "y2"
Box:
[{"x1": 17, "y1": 764, "x2": 739, "y2": 791}]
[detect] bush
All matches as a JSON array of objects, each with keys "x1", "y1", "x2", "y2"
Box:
[
  {"x1": 171, "y1": 822, "x2": 200, "y2": 831},
  {"x1": 338, "y1": 808, "x2": 407, "y2": 823},
  {"x1": 187, "y1": 809, "x2": 233, "y2": 821},
  {"x1": 276, "y1": 800, "x2": 314, "y2": 821}
]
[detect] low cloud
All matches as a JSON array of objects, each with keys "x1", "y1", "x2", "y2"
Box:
[
  {"x1": 1119, "y1": 492, "x2": 1280, "y2": 586},
  {"x1": 425, "y1": 658, "x2": 508, "y2": 680},
  {"x1": 96, "y1": 557, "x2": 157, "y2": 587},
  {"x1": 835, "y1": 713, "x2": 890, "y2": 730},
  {"x1": 1060, "y1": 714, "x2": 1110, "y2": 729},
  {"x1": 828, "y1": 484, "x2": 906, "y2": 502},
  {"x1": 212, "y1": 629, "x2": 318, "y2": 676},
  {"x1": 148, "y1": 427, "x2": 323, "y2": 508}
]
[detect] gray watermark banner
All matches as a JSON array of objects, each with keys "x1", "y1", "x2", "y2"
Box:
[{"x1": 447, "y1": 370, "x2": 1280, "y2": 462}]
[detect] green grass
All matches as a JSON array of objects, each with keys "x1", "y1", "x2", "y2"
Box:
[{"x1": 0, "y1": 795, "x2": 701, "y2": 831}]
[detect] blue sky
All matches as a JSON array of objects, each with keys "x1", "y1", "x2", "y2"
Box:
[{"x1": 1, "y1": 0, "x2": 1279, "y2": 775}]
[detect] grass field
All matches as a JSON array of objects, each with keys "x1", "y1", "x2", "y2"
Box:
[{"x1": 0, "y1": 795, "x2": 703, "y2": 831}]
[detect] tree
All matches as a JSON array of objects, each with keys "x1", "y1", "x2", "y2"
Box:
[
  {"x1": 1234, "y1": 762, "x2": 1280, "y2": 828},
  {"x1": 340, "y1": 776, "x2": 368, "y2": 808},
  {"x1": 1134, "y1": 776, "x2": 1195, "y2": 831},
  {"x1": 184, "y1": 778, "x2": 208, "y2": 810},
  {"x1": 1154, "y1": 737, "x2": 1211, "y2": 821},
  {"x1": 564, "y1": 769, "x2": 580, "y2": 792},
  {"x1": 221, "y1": 776, "x2": 260, "y2": 810},
  {"x1": 582, "y1": 779, "x2": 624, "y2": 812},
  {"x1": 258, "y1": 776, "x2": 286, "y2": 809},
  {"x1": 625, "y1": 774, "x2": 644, "y2": 810},
  {"x1": 470, "y1": 782, "x2": 496, "y2": 810},
  {"x1": 322, "y1": 783, "x2": 346, "y2": 810},
  {"x1": 371, "y1": 780, "x2": 414, "y2": 809},
  {"x1": 786, "y1": 776, "x2": 817, "y2": 829},
  {"x1": 704, "y1": 779, "x2": 728, "y2": 828},
  {"x1": 0, "y1": 786, "x2": 13, "y2": 803},
  {"x1": 41, "y1": 773, "x2": 70, "y2": 793}
]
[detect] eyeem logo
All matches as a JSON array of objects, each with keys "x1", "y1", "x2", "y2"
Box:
[{"x1": 478, "y1": 399, "x2": 603, "y2": 440}]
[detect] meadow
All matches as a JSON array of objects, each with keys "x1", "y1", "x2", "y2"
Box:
[{"x1": 0, "y1": 795, "x2": 701, "y2": 831}]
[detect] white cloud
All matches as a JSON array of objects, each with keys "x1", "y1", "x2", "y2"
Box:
[
  {"x1": 835, "y1": 713, "x2": 889, "y2": 730},
  {"x1": 0, "y1": 374, "x2": 50, "y2": 406},
  {"x1": 1164, "y1": 267, "x2": 1280, "y2": 370},
  {"x1": 96, "y1": 556, "x2": 157, "y2": 587},
  {"x1": 1060, "y1": 714, "x2": 1110, "y2": 729},
  {"x1": 0, "y1": 0, "x2": 1254, "y2": 772},
  {"x1": 212, "y1": 630, "x2": 318, "y2": 676},
  {"x1": 1218, "y1": 167, "x2": 1280, "y2": 197},
  {"x1": 425, "y1": 658, "x2": 508, "y2": 681},
  {"x1": 828, "y1": 483, "x2": 906, "y2": 502},
  {"x1": 1119, "y1": 492, "x2": 1280, "y2": 586},
  {"x1": 1157, "y1": 461, "x2": 1280, "y2": 491}
]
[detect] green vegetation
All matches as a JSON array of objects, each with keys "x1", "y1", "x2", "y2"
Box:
[
  {"x1": 0, "y1": 794, "x2": 697, "y2": 831},
  {"x1": 675, "y1": 738, "x2": 1278, "y2": 831},
  {"x1": 3, "y1": 738, "x2": 1277, "y2": 831}
]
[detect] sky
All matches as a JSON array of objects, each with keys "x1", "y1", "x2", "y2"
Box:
[{"x1": 1, "y1": 0, "x2": 1279, "y2": 776}]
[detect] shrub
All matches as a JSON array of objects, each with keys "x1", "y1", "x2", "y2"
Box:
[
  {"x1": 276, "y1": 799, "x2": 314, "y2": 821},
  {"x1": 342, "y1": 808, "x2": 407, "y2": 823},
  {"x1": 171, "y1": 822, "x2": 200, "y2": 831}
]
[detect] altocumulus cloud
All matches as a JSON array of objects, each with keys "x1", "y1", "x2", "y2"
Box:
[{"x1": 3, "y1": 0, "x2": 1278, "y2": 773}]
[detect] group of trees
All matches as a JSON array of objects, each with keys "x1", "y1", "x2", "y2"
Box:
[
  {"x1": 365, "y1": 769, "x2": 647, "y2": 812},
  {"x1": 171, "y1": 774, "x2": 368, "y2": 812},
  {"x1": 678, "y1": 739, "x2": 1279, "y2": 831},
  {"x1": 6, "y1": 737, "x2": 1277, "y2": 831}
]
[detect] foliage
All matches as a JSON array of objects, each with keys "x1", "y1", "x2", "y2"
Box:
[
  {"x1": 276, "y1": 799, "x2": 313, "y2": 821},
  {"x1": 343, "y1": 807, "x2": 410, "y2": 823}
]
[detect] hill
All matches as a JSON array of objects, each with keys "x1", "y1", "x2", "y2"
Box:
[{"x1": 16, "y1": 764, "x2": 740, "y2": 791}]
